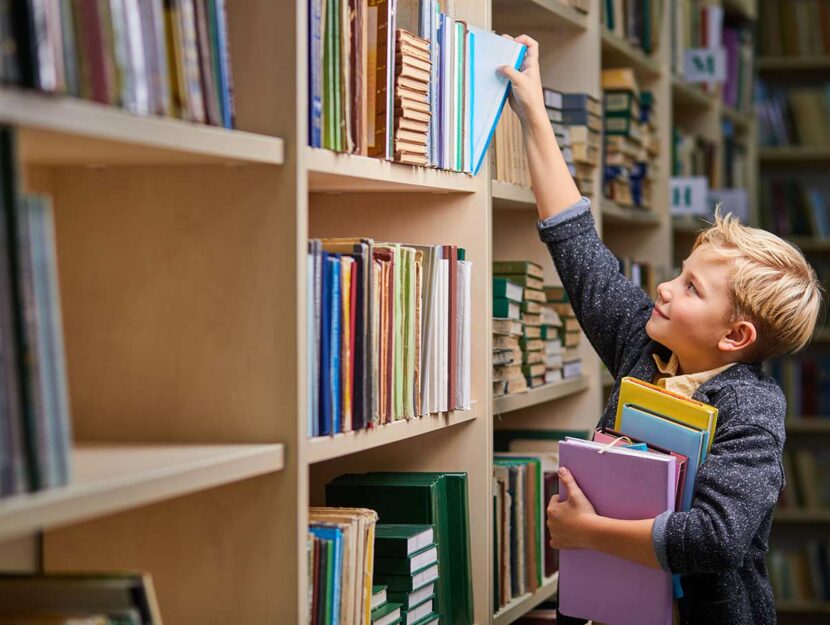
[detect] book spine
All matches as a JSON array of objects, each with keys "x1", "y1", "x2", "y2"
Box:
[{"x1": 330, "y1": 256, "x2": 341, "y2": 433}]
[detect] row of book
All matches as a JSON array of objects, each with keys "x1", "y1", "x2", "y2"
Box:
[
  {"x1": 757, "y1": 82, "x2": 830, "y2": 148},
  {"x1": 602, "y1": 0, "x2": 665, "y2": 56},
  {"x1": 759, "y1": 0, "x2": 830, "y2": 57},
  {"x1": 672, "y1": 127, "x2": 716, "y2": 181},
  {"x1": 0, "y1": 0, "x2": 234, "y2": 127},
  {"x1": 324, "y1": 472, "x2": 473, "y2": 625},
  {"x1": 670, "y1": 1, "x2": 723, "y2": 79},
  {"x1": 722, "y1": 25, "x2": 754, "y2": 115},
  {"x1": 780, "y1": 448, "x2": 830, "y2": 510},
  {"x1": 557, "y1": 378, "x2": 718, "y2": 624},
  {"x1": 768, "y1": 542, "x2": 830, "y2": 603},
  {"x1": 771, "y1": 355, "x2": 830, "y2": 417},
  {"x1": 0, "y1": 572, "x2": 162, "y2": 623},
  {"x1": 722, "y1": 124, "x2": 749, "y2": 189},
  {"x1": 0, "y1": 127, "x2": 72, "y2": 497},
  {"x1": 307, "y1": 0, "x2": 524, "y2": 173},
  {"x1": 602, "y1": 69, "x2": 660, "y2": 211},
  {"x1": 307, "y1": 240, "x2": 471, "y2": 439},
  {"x1": 758, "y1": 178, "x2": 830, "y2": 240},
  {"x1": 493, "y1": 452, "x2": 560, "y2": 612}
]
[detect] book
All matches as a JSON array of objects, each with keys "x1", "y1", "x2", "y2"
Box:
[
  {"x1": 372, "y1": 585, "x2": 389, "y2": 609},
  {"x1": 372, "y1": 600, "x2": 403, "y2": 625},
  {"x1": 492, "y1": 277, "x2": 523, "y2": 302},
  {"x1": 375, "y1": 524, "x2": 435, "y2": 557},
  {"x1": 374, "y1": 544, "x2": 439, "y2": 575},
  {"x1": 387, "y1": 582, "x2": 436, "y2": 610},
  {"x1": 558, "y1": 438, "x2": 676, "y2": 625},
  {"x1": 493, "y1": 261, "x2": 544, "y2": 279}
]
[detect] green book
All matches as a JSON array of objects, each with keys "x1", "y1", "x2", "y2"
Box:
[
  {"x1": 374, "y1": 563, "x2": 440, "y2": 592},
  {"x1": 374, "y1": 544, "x2": 438, "y2": 575},
  {"x1": 495, "y1": 273, "x2": 543, "y2": 290},
  {"x1": 492, "y1": 278, "x2": 523, "y2": 303},
  {"x1": 375, "y1": 524, "x2": 435, "y2": 557},
  {"x1": 388, "y1": 587, "x2": 437, "y2": 610},
  {"x1": 372, "y1": 584, "x2": 389, "y2": 610},
  {"x1": 326, "y1": 472, "x2": 473, "y2": 625},
  {"x1": 493, "y1": 297, "x2": 520, "y2": 320},
  {"x1": 604, "y1": 90, "x2": 640, "y2": 118},
  {"x1": 493, "y1": 428, "x2": 591, "y2": 452},
  {"x1": 521, "y1": 300, "x2": 541, "y2": 314},
  {"x1": 522, "y1": 363, "x2": 546, "y2": 378},
  {"x1": 324, "y1": 537, "x2": 334, "y2": 625},
  {"x1": 410, "y1": 614, "x2": 439, "y2": 625},
  {"x1": 605, "y1": 116, "x2": 639, "y2": 137},
  {"x1": 372, "y1": 600, "x2": 402, "y2": 624},
  {"x1": 519, "y1": 337, "x2": 543, "y2": 351},
  {"x1": 493, "y1": 260, "x2": 544, "y2": 279}
]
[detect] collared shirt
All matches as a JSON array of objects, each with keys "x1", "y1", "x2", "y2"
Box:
[{"x1": 652, "y1": 352, "x2": 737, "y2": 398}]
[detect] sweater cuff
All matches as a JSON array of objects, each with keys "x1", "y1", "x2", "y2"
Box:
[
  {"x1": 652, "y1": 510, "x2": 673, "y2": 573},
  {"x1": 537, "y1": 196, "x2": 592, "y2": 228},
  {"x1": 536, "y1": 197, "x2": 595, "y2": 245}
]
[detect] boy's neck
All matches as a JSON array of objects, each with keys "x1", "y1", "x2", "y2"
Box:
[{"x1": 675, "y1": 352, "x2": 740, "y2": 377}]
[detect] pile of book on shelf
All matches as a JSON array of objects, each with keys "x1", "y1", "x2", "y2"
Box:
[
  {"x1": 0, "y1": 572, "x2": 162, "y2": 624},
  {"x1": 759, "y1": 0, "x2": 830, "y2": 58},
  {"x1": 757, "y1": 82, "x2": 830, "y2": 148},
  {"x1": 372, "y1": 525, "x2": 440, "y2": 625},
  {"x1": 770, "y1": 355, "x2": 830, "y2": 416},
  {"x1": 0, "y1": 126, "x2": 72, "y2": 498},
  {"x1": 780, "y1": 447, "x2": 830, "y2": 511},
  {"x1": 326, "y1": 472, "x2": 474, "y2": 625},
  {"x1": 544, "y1": 287, "x2": 582, "y2": 380},
  {"x1": 308, "y1": 507, "x2": 379, "y2": 625},
  {"x1": 768, "y1": 542, "x2": 830, "y2": 604},
  {"x1": 0, "y1": 0, "x2": 235, "y2": 127},
  {"x1": 602, "y1": 0, "x2": 664, "y2": 54},
  {"x1": 558, "y1": 378, "x2": 718, "y2": 625},
  {"x1": 602, "y1": 68, "x2": 659, "y2": 211},
  {"x1": 307, "y1": 240, "x2": 471, "y2": 439},
  {"x1": 308, "y1": 0, "x2": 525, "y2": 174},
  {"x1": 540, "y1": 298, "x2": 564, "y2": 385},
  {"x1": 394, "y1": 30, "x2": 432, "y2": 166},
  {"x1": 757, "y1": 177, "x2": 830, "y2": 240},
  {"x1": 493, "y1": 453, "x2": 551, "y2": 611},
  {"x1": 545, "y1": 89, "x2": 601, "y2": 199}
]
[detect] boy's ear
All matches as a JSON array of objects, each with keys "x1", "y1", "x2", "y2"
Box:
[{"x1": 719, "y1": 320, "x2": 757, "y2": 353}]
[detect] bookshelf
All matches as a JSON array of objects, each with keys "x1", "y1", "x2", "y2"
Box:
[
  {"x1": 493, "y1": 572, "x2": 560, "y2": 625},
  {"x1": 494, "y1": 376, "x2": 591, "y2": 415}
]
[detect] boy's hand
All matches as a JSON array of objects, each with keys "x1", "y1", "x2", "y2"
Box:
[
  {"x1": 547, "y1": 467, "x2": 598, "y2": 550},
  {"x1": 498, "y1": 35, "x2": 547, "y2": 128}
]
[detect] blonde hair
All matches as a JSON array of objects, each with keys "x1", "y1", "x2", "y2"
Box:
[{"x1": 693, "y1": 209, "x2": 824, "y2": 361}]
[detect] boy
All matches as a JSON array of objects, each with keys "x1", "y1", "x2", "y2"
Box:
[{"x1": 500, "y1": 37, "x2": 823, "y2": 625}]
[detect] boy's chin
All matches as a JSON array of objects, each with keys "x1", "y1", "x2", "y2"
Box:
[{"x1": 645, "y1": 318, "x2": 669, "y2": 347}]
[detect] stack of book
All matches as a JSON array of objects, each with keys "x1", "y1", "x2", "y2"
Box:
[
  {"x1": 373, "y1": 525, "x2": 440, "y2": 625},
  {"x1": 494, "y1": 261, "x2": 548, "y2": 389},
  {"x1": 326, "y1": 472, "x2": 474, "y2": 625},
  {"x1": 492, "y1": 105, "x2": 532, "y2": 188},
  {"x1": 603, "y1": 69, "x2": 659, "y2": 210},
  {"x1": 307, "y1": 241, "x2": 472, "y2": 439},
  {"x1": 603, "y1": 0, "x2": 665, "y2": 55},
  {"x1": 0, "y1": 1, "x2": 235, "y2": 127},
  {"x1": 0, "y1": 572, "x2": 162, "y2": 623},
  {"x1": 544, "y1": 288, "x2": 582, "y2": 380},
  {"x1": 545, "y1": 89, "x2": 601, "y2": 199},
  {"x1": 768, "y1": 542, "x2": 830, "y2": 603},
  {"x1": 394, "y1": 30, "x2": 432, "y2": 166},
  {"x1": 493, "y1": 453, "x2": 552, "y2": 610},
  {"x1": 0, "y1": 127, "x2": 73, "y2": 498},
  {"x1": 493, "y1": 277, "x2": 526, "y2": 398},
  {"x1": 541, "y1": 301, "x2": 564, "y2": 384},
  {"x1": 308, "y1": 507, "x2": 380, "y2": 625}
]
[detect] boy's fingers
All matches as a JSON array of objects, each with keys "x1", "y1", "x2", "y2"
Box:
[
  {"x1": 559, "y1": 467, "x2": 584, "y2": 498},
  {"x1": 498, "y1": 64, "x2": 523, "y2": 82}
]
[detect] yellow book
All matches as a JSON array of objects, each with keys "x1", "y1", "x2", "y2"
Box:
[{"x1": 615, "y1": 376, "x2": 718, "y2": 453}]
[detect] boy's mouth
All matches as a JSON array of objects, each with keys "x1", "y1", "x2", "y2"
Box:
[{"x1": 652, "y1": 306, "x2": 669, "y2": 320}]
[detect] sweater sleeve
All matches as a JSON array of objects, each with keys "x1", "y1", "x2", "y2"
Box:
[
  {"x1": 536, "y1": 199, "x2": 655, "y2": 377},
  {"x1": 659, "y1": 392, "x2": 784, "y2": 574}
]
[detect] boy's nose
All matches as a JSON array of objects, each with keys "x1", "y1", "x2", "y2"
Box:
[{"x1": 656, "y1": 283, "x2": 671, "y2": 303}]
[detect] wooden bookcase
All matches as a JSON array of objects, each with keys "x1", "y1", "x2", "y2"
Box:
[{"x1": 0, "y1": 1, "x2": 760, "y2": 624}]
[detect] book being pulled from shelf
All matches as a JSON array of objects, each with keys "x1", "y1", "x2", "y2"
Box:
[
  {"x1": 307, "y1": 239, "x2": 472, "y2": 439},
  {"x1": 0, "y1": 572, "x2": 162, "y2": 624},
  {"x1": 326, "y1": 472, "x2": 473, "y2": 625},
  {"x1": 0, "y1": 127, "x2": 73, "y2": 497},
  {"x1": 308, "y1": 507, "x2": 379, "y2": 625},
  {"x1": 768, "y1": 542, "x2": 830, "y2": 604},
  {"x1": 308, "y1": 0, "x2": 526, "y2": 175},
  {"x1": 0, "y1": 0, "x2": 234, "y2": 127}
]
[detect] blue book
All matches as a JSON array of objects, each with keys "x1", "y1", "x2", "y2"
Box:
[
  {"x1": 308, "y1": 0, "x2": 323, "y2": 146},
  {"x1": 466, "y1": 26, "x2": 526, "y2": 175},
  {"x1": 307, "y1": 248, "x2": 315, "y2": 437},
  {"x1": 213, "y1": 0, "x2": 234, "y2": 128},
  {"x1": 310, "y1": 524, "x2": 344, "y2": 625},
  {"x1": 319, "y1": 252, "x2": 331, "y2": 436},
  {"x1": 330, "y1": 257, "x2": 341, "y2": 433},
  {"x1": 619, "y1": 404, "x2": 707, "y2": 513}
]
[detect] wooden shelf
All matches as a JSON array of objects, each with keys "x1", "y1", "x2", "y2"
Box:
[
  {"x1": 786, "y1": 420, "x2": 830, "y2": 434},
  {"x1": 774, "y1": 509, "x2": 830, "y2": 524},
  {"x1": 0, "y1": 87, "x2": 284, "y2": 166},
  {"x1": 494, "y1": 376, "x2": 590, "y2": 414},
  {"x1": 777, "y1": 601, "x2": 830, "y2": 614},
  {"x1": 492, "y1": 0, "x2": 588, "y2": 32},
  {"x1": 760, "y1": 147, "x2": 830, "y2": 164},
  {"x1": 307, "y1": 406, "x2": 479, "y2": 464},
  {"x1": 493, "y1": 572, "x2": 559, "y2": 625},
  {"x1": 492, "y1": 181, "x2": 536, "y2": 209},
  {"x1": 671, "y1": 78, "x2": 716, "y2": 109},
  {"x1": 0, "y1": 443, "x2": 284, "y2": 543},
  {"x1": 601, "y1": 199, "x2": 661, "y2": 226},
  {"x1": 601, "y1": 30, "x2": 662, "y2": 80},
  {"x1": 759, "y1": 56, "x2": 830, "y2": 72},
  {"x1": 306, "y1": 147, "x2": 478, "y2": 193},
  {"x1": 722, "y1": 106, "x2": 753, "y2": 131}
]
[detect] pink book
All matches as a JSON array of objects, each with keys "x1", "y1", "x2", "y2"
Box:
[{"x1": 558, "y1": 438, "x2": 676, "y2": 625}]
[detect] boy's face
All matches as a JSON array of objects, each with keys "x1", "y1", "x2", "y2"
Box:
[{"x1": 646, "y1": 244, "x2": 737, "y2": 370}]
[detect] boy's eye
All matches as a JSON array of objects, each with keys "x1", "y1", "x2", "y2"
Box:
[{"x1": 686, "y1": 281, "x2": 698, "y2": 295}]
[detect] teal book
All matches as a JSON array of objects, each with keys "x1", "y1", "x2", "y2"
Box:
[
  {"x1": 374, "y1": 563, "x2": 440, "y2": 593},
  {"x1": 493, "y1": 260, "x2": 543, "y2": 278},
  {"x1": 374, "y1": 544, "x2": 438, "y2": 575},
  {"x1": 371, "y1": 601, "x2": 402, "y2": 625},
  {"x1": 466, "y1": 26, "x2": 527, "y2": 174},
  {"x1": 492, "y1": 278, "x2": 523, "y2": 303},
  {"x1": 493, "y1": 297, "x2": 520, "y2": 320},
  {"x1": 387, "y1": 583, "x2": 437, "y2": 610},
  {"x1": 374, "y1": 524, "x2": 435, "y2": 557}
]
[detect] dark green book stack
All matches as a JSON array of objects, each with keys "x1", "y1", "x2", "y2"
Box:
[{"x1": 325, "y1": 472, "x2": 473, "y2": 625}]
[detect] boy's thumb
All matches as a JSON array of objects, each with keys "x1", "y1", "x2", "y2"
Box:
[
  {"x1": 559, "y1": 467, "x2": 581, "y2": 494},
  {"x1": 498, "y1": 64, "x2": 522, "y2": 83}
]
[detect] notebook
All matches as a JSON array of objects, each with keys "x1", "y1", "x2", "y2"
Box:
[
  {"x1": 558, "y1": 438, "x2": 676, "y2": 625},
  {"x1": 466, "y1": 27, "x2": 526, "y2": 174}
]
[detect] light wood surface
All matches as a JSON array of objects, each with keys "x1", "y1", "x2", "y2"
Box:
[{"x1": 494, "y1": 376, "x2": 591, "y2": 414}]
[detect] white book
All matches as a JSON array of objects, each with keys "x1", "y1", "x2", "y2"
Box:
[
  {"x1": 439, "y1": 258, "x2": 449, "y2": 412},
  {"x1": 124, "y1": 0, "x2": 150, "y2": 115},
  {"x1": 459, "y1": 260, "x2": 471, "y2": 409},
  {"x1": 405, "y1": 598, "x2": 434, "y2": 625}
]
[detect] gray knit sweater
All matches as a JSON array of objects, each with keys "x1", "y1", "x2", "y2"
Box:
[{"x1": 538, "y1": 201, "x2": 784, "y2": 625}]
